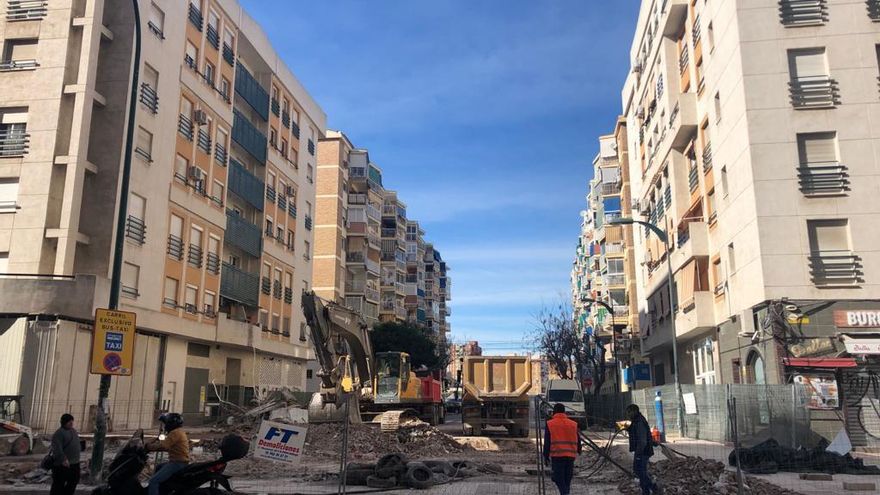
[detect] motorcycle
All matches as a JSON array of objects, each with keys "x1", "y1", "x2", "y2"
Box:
[{"x1": 92, "y1": 430, "x2": 249, "y2": 495}]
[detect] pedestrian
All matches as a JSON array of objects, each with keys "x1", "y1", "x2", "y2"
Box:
[
  {"x1": 626, "y1": 404, "x2": 662, "y2": 495},
  {"x1": 543, "y1": 402, "x2": 581, "y2": 495},
  {"x1": 145, "y1": 413, "x2": 190, "y2": 495},
  {"x1": 50, "y1": 413, "x2": 81, "y2": 495}
]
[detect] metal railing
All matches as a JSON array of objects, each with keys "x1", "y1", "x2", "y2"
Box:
[
  {"x1": 870, "y1": 0, "x2": 880, "y2": 21},
  {"x1": 702, "y1": 142, "x2": 713, "y2": 172},
  {"x1": 664, "y1": 187, "x2": 672, "y2": 208},
  {"x1": 0, "y1": 59, "x2": 38, "y2": 71},
  {"x1": 0, "y1": 130, "x2": 29, "y2": 157},
  {"x1": 291, "y1": 121, "x2": 300, "y2": 139},
  {"x1": 273, "y1": 280, "x2": 282, "y2": 300},
  {"x1": 139, "y1": 83, "x2": 159, "y2": 114},
  {"x1": 271, "y1": 98, "x2": 280, "y2": 117},
  {"x1": 167, "y1": 235, "x2": 184, "y2": 261},
  {"x1": 222, "y1": 43, "x2": 235, "y2": 66},
  {"x1": 266, "y1": 185, "x2": 277, "y2": 203},
  {"x1": 232, "y1": 109, "x2": 268, "y2": 163},
  {"x1": 798, "y1": 162, "x2": 849, "y2": 195},
  {"x1": 148, "y1": 21, "x2": 164, "y2": 40},
  {"x1": 228, "y1": 159, "x2": 265, "y2": 211},
  {"x1": 307, "y1": 139, "x2": 315, "y2": 156},
  {"x1": 125, "y1": 216, "x2": 146, "y2": 245},
  {"x1": 778, "y1": 0, "x2": 828, "y2": 26},
  {"x1": 278, "y1": 195, "x2": 287, "y2": 211},
  {"x1": 260, "y1": 276, "x2": 271, "y2": 295},
  {"x1": 6, "y1": 0, "x2": 47, "y2": 21},
  {"x1": 214, "y1": 142, "x2": 227, "y2": 166},
  {"x1": 600, "y1": 182, "x2": 621, "y2": 195},
  {"x1": 206, "y1": 24, "x2": 219, "y2": 49},
  {"x1": 679, "y1": 46, "x2": 689, "y2": 74},
  {"x1": 206, "y1": 252, "x2": 220, "y2": 275},
  {"x1": 288, "y1": 204, "x2": 297, "y2": 218},
  {"x1": 221, "y1": 262, "x2": 259, "y2": 308},
  {"x1": 225, "y1": 210, "x2": 262, "y2": 258},
  {"x1": 188, "y1": 3, "x2": 203, "y2": 31},
  {"x1": 688, "y1": 165, "x2": 699, "y2": 192},
  {"x1": 281, "y1": 111, "x2": 290, "y2": 129},
  {"x1": 234, "y1": 64, "x2": 269, "y2": 121},
  {"x1": 197, "y1": 129, "x2": 212, "y2": 154},
  {"x1": 304, "y1": 215, "x2": 313, "y2": 231},
  {"x1": 691, "y1": 14, "x2": 702, "y2": 45},
  {"x1": 808, "y1": 250, "x2": 864, "y2": 286},
  {"x1": 187, "y1": 244, "x2": 203, "y2": 268},
  {"x1": 284, "y1": 287, "x2": 293, "y2": 304},
  {"x1": 789, "y1": 76, "x2": 840, "y2": 108},
  {"x1": 178, "y1": 114, "x2": 194, "y2": 141}
]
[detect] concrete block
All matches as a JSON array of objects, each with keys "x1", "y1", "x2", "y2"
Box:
[
  {"x1": 799, "y1": 473, "x2": 833, "y2": 481},
  {"x1": 843, "y1": 482, "x2": 877, "y2": 491}
]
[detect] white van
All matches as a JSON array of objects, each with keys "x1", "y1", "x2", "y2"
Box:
[{"x1": 544, "y1": 379, "x2": 586, "y2": 428}]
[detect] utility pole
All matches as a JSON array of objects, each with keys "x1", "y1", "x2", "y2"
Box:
[{"x1": 89, "y1": 0, "x2": 141, "y2": 483}]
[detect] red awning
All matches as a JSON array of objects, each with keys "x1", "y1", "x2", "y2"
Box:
[{"x1": 782, "y1": 357, "x2": 858, "y2": 368}]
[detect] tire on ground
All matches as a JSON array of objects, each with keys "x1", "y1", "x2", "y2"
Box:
[
  {"x1": 423, "y1": 460, "x2": 455, "y2": 476},
  {"x1": 402, "y1": 461, "x2": 435, "y2": 489},
  {"x1": 366, "y1": 475, "x2": 398, "y2": 489},
  {"x1": 345, "y1": 468, "x2": 374, "y2": 486},
  {"x1": 377, "y1": 452, "x2": 408, "y2": 471},
  {"x1": 375, "y1": 466, "x2": 404, "y2": 479}
]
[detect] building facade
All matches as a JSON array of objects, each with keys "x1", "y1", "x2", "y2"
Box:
[
  {"x1": 618, "y1": 0, "x2": 880, "y2": 441},
  {"x1": 0, "y1": 0, "x2": 323, "y2": 429}
]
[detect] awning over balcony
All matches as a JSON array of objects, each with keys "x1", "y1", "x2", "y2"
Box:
[{"x1": 782, "y1": 358, "x2": 857, "y2": 369}]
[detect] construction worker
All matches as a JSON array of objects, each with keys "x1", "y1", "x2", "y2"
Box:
[
  {"x1": 626, "y1": 404, "x2": 662, "y2": 495},
  {"x1": 543, "y1": 402, "x2": 582, "y2": 495}
]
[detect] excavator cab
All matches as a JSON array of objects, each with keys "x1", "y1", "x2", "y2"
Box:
[{"x1": 373, "y1": 352, "x2": 411, "y2": 404}]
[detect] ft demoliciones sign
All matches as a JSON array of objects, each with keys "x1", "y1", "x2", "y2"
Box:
[
  {"x1": 90, "y1": 308, "x2": 136, "y2": 376},
  {"x1": 254, "y1": 420, "x2": 307, "y2": 465}
]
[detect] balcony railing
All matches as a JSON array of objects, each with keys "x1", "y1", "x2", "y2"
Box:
[
  {"x1": 291, "y1": 121, "x2": 300, "y2": 139},
  {"x1": 148, "y1": 21, "x2": 164, "y2": 40},
  {"x1": 167, "y1": 235, "x2": 184, "y2": 261},
  {"x1": 691, "y1": 14, "x2": 702, "y2": 45},
  {"x1": 798, "y1": 162, "x2": 849, "y2": 196},
  {"x1": 348, "y1": 193, "x2": 366, "y2": 205},
  {"x1": 347, "y1": 251, "x2": 366, "y2": 264},
  {"x1": 225, "y1": 210, "x2": 262, "y2": 258},
  {"x1": 870, "y1": 0, "x2": 880, "y2": 20},
  {"x1": 234, "y1": 64, "x2": 269, "y2": 121},
  {"x1": 679, "y1": 46, "x2": 689, "y2": 74},
  {"x1": 139, "y1": 83, "x2": 159, "y2": 114},
  {"x1": 197, "y1": 128, "x2": 212, "y2": 154},
  {"x1": 304, "y1": 215, "x2": 313, "y2": 231},
  {"x1": 307, "y1": 139, "x2": 315, "y2": 156},
  {"x1": 124, "y1": 216, "x2": 146, "y2": 245},
  {"x1": 288, "y1": 203, "x2": 297, "y2": 218},
  {"x1": 178, "y1": 114, "x2": 194, "y2": 141},
  {"x1": 381, "y1": 228, "x2": 397, "y2": 238},
  {"x1": 206, "y1": 24, "x2": 220, "y2": 49},
  {"x1": 187, "y1": 244, "x2": 203, "y2": 268},
  {"x1": 228, "y1": 159, "x2": 265, "y2": 211},
  {"x1": 278, "y1": 195, "x2": 287, "y2": 211},
  {"x1": 206, "y1": 252, "x2": 220, "y2": 275},
  {"x1": 789, "y1": 76, "x2": 840, "y2": 109},
  {"x1": 0, "y1": 130, "x2": 29, "y2": 157},
  {"x1": 6, "y1": 0, "x2": 47, "y2": 21},
  {"x1": 281, "y1": 111, "x2": 290, "y2": 129},
  {"x1": 221, "y1": 262, "x2": 259, "y2": 307},
  {"x1": 663, "y1": 187, "x2": 672, "y2": 208},
  {"x1": 0, "y1": 59, "x2": 38, "y2": 71},
  {"x1": 261, "y1": 276, "x2": 271, "y2": 295},
  {"x1": 779, "y1": 0, "x2": 828, "y2": 26},
  {"x1": 188, "y1": 3, "x2": 203, "y2": 31},
  {"x1": 688, "y1": 165, "x2": 699, "y2": 192},
  {"x1": 702, "y1": 142, "x2": 713, "y2": 172},
  {"x1": 366, "y1": 258, "x2": 380, "y2": 274},
  {"x1": 133, "y1": 146, "x2": 151, "y2": 163},
  {"x1": 266, "y1": 185, "x2": 277, "y2": 203},
  {"x1": 214, "y1": 142, "x2": 227, "y2": 166},
  {"x1": 271, "y1": 98, "x2": 280, "y2": 117},
  {"x1": 600, "y1": 182, "x2": 621, "y2": 195},
  {"x1": 808, "y1": 251, "x2": 863, "y2": 286},
  {"x1": 273, "y1": 280, "x2": 282, "y2": 300},
  {"x1": 222, "y1": 43, "x2": 235, "y2": 67},
  {"x1": 605, "y1": 273, "x2": 626, "y2": 287},
  {"x1": 232, "y1": 109, "x2": 267, "y2": 163}
]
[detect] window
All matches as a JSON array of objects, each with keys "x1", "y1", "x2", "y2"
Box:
[
  {"x1": 707, "y1": 22, "x2": 714, "y2": 51},
  {"x1": 204, "y1": 290, "x2": 216, "y2": 317},
  {"x1": 691, "y1": 338, "x2": 716, "y2": 385},
  {"x1": 187, "y1": 342, "x2": 210, "y2": 357},
  {"x1": 788, "y1": 48, "x2": 837, "y2": 108},
  {"x1": 212, "y1": 180, "x2": 224, "y2": 205},
  {"x1": 216, "y1": 128, "x2": 228, "y2": 150},
  {"x1": 797, "y1": 132, "x2": 837, "y2": 165},
  {"x1": 0, "y1": 108, "x2": 29, "y2": 157},
  {"x1": 220, "y1": 77, "x2": 230, "y2": 100},
  {"x1": 307, "y1": 164, "x2": 314, "y2": 183},
  {"x1": 269, "y1": 127, "x2": 277, "y2": 148},
  {"x1": 121, "y1": 262, "x2": 140, "y2": 298},
  {"x1": 190, "y1": 225, "x2": 203, "y2": 249},
  {"x1": 808, "y1": 219, "x2": 849, "y2": 253},
  {"x1": 287, "y1": 229, "x2": 294, "y2": 250},
  {"x1": 224, "y1": 30, "x2": 235, "y2": 49},
  {"x1": 727, "y1": 243, "x2": 736, "y2": 275},
  {"x1": 135, "y1": 126, "x2": 153, "y2": 162},
  {"x1": 706, "y1": 189, "x2": 717, "y2": 222},
  {"x1": 276, "y1": 225, "x2": 283, "y2": 240},
  {"x1": 184, "y1": 285, "x2": 198, "y2": 313},
  {"x1": 714, "y1": 91, "x2": 721, "y2": 123},
  {"x1": 148, "y1": 3, "x2": 165, "y2": 39},
  {"x1": 788, "y1": 48, "x2": 827, "y2": 81},
  {"x1": 204, "y1": 61, "x2": 215, "y2": 86},
  {"x1": 720, "y1": 166, "x2": 729, "y2": 198},
  {"x1": 306, "y1": 201, "x2": 312, "y2": 216},
  {"x1": 0, "y1": 252, "x2": 7, "y2": 273},
  {"x1": 0, "y1": 178, "x2": 20, "y2": 211},
  {"x1": 265, "y1": 217, "x2": 274, "y2": 236},
  {"x1": 300, "y1": 322, "x2": 308, "y2": 341},
  {"x1": 163, "y1": 277, "x2": 179, "y2": 307},
  {"x1": 280, "y1": 138, "x2": 288, "y2": 158},
  {"x1": 304, "y1": 240, "x2": 311, "y2": 260},
  {"x1": 174, "y1": 154, "x2": 188, "y2": 181},
  {"x1": 273, "y1": 268, "x2": 282, "y2": 299},
  {"x1": 2, "y1": 39, "x2": 38, "y2": 69},
  {"x1": 185, "y1": 41, "x2": 198, "y2": 69},
  {"x1": 127, "y1": 193, "x2": 146, "y2": 244},
  {"x1": 259, "y1": 310, "x2": 269, "y2": 330},
  {"x1": 306, "y1": 369, "x2": 313, "y2": 379},
  {"x1": 143, "y1": 64, "x2": 159, "y2": 91},
  {"x1": 712, "y1": 256, "x2": 724, "y2": 294}
]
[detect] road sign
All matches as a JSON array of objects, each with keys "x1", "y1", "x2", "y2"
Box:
[
  {"x1": 90, "y1": 308, "x2": 136, "y2": 376},
  {"x1": 254, "y1": 420, "x2": 307, "y2": 465}
]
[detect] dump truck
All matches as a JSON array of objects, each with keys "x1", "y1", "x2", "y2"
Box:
[{"x1": 461, "y1": 355, "x2": 532, "y2": 437}]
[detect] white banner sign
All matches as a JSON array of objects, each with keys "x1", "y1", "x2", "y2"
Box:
[
  {"x1": 254, "y1": 420, "x2": 307, "y2": 465},
  {"x1": 843, "y1": 337, "x2": 880, "y2": 355}
]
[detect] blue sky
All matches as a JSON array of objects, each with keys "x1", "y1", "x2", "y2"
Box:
[{"x1": 241, "y1": 1, "x2": 641, "y2": 354}]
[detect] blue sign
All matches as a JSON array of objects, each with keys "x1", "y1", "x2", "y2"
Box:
[{"x1": 104, "y1": 332, "x2": 124, "y2": 352}]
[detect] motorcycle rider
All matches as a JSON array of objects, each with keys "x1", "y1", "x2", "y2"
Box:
[{"x1": 145, "y1": 413, "x2": 190, "y2": 495}]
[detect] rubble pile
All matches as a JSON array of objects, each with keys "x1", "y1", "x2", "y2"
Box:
[
  {"x1": 304, "y1": 420, "x2": 472, "y2": 460},
  {"x1": 617, "y1": 457, "x2": 802, "y2": 495}
]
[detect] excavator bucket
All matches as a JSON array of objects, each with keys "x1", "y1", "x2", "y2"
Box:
[{"x1": 307, "y1": 393, "x2": 361, "y2": 424}]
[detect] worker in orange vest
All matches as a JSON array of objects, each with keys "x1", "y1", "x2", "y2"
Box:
[{"x1": 543, "y1": 403, "x2": 582, "y2": 495}]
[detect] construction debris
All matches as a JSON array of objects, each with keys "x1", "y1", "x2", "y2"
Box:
[
  {"x1": 616, "y1": 457, "x2": 803, "y2": 495},
  {"x1": 730, "y1": 438, "x2": 880, "y2": 475},
  {"x1": 303, "y1": 420, "x2": 472, "y2": 460}
]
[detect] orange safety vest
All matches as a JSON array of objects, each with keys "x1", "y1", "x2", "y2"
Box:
[{"x1": 547, "y1": 413, "x2": 579, "y2": 458}]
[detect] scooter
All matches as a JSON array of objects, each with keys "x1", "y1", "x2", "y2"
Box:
[{"x1": 92, "y1": 430, "x2": 249, "y2": 495}]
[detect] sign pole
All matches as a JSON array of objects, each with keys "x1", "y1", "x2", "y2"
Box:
[{"x1": 89, "y1": 0, "x2": 141, "y2": 483}]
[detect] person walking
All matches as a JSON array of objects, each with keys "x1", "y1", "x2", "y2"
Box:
[
  {"x1": 145, "y1": 413, "x2": 190, "y2": 495},
  {"x1": 50, "y1": 413, "x2": 81, "y2": 495},
  {"x1": 543, "y1": 403, "x2": 582, "y2": 495},
  {"x1": 626, "y1": 404, "x2": 662, "y2": 495}
]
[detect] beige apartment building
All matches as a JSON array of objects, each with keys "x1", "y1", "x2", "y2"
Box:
[
  {"x1": 621, "y1": 0, "x2": 880, "y2": 441},
  {"x1": 313, "y1": 132, "x2": 452, "y2": 341},
  {"x1": 0, "y1": 0, "x2": 324, "y2": 429}
]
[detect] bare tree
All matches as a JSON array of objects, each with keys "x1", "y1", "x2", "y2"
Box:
[{"x1": 531, "y1": 302, "x2": 607, "y2": 395}]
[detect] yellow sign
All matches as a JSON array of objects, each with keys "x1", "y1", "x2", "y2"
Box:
[{"x1": 90, "y1": 308, "x2": 136, "y2": 376}]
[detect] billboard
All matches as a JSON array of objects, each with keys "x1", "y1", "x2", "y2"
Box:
[{"x1": 254, "y1": 420, "x2": 308, "y2": 465}]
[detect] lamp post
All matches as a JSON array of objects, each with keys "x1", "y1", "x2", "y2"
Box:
[
  {"x1": 609, "y1": 217, "x2": 684, "y2": 436},
  {"x1": 580, "y1": 297, "x2": 619, "y2": 393}
]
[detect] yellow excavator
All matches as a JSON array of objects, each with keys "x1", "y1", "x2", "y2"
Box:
[{"x1": 302, "y1": 292, "x2": 445, "y2": 429}]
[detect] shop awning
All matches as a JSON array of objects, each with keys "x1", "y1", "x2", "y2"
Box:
[{"x1": 782, "y1": 357, "x2": 858, "y2": 368}]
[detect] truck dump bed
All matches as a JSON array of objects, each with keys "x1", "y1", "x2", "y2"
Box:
[{"x1": 462, "y1": 356, "x2": 532, "y2": 401}]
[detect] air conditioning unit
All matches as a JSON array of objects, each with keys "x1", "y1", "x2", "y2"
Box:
[
  {"x1": 194, "y1": 109, "x2": 208, "y2": 125},
  {"x1": 632, "y1": 62, "x2": 642, "y2": 74},
  {"x1": 736, "y1": 308, "x2": 756, "y2": 338},
  {"x1": 188, "y1": 166, "x2": 204, "y2": 180},
  {"x1": 286, "y1": 185, "x2": 295, "y2": 196},
  {"x1": 631, "y1": 199, "x2": 641, "y2": 213},
  {"x1": 636, "y1": 106, "x2": 645, "y2": 119}
]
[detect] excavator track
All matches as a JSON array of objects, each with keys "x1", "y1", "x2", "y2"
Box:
[{"x1": 377, "y1": 409, "x2": 419, "y2": 432}]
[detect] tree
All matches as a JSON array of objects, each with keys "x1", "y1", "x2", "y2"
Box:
[
  {"x1": 530, "y1": 302, "x2": 607, "y2": 396},
  {"x1": 371, "y1": 321, "x2": 448, "y2": 371}
]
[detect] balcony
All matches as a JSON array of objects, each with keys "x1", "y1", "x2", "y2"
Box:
[
  {"x1": 178, "y1": 114, "x2": 194, "y2": 141},
  {"x1": 206, "y1": 252, "x2": 220, "y2": 275},
  {"x1": 228, "y1": 158, "x2": 265, "y2": 211},
  {"x1": 188, "y1": 3, "x2": 203, "y2": 31},
  {"x1": 167, "y1": 235, "x2": 184, "y2": 261},
  {"x1": 798, "y1": 162, "x2": 849, "y2": 196},
  {"x1": 225, "y1": 210, "x2": 262, "y2": 258},
  {"x1": 232, "y1": 109, "x2": 267, "y2": 163},
  {"x1": 234, "y1": 64, "x2": 269, "y2": 121},
  {"x1": 668, "y1": 92, "x2": 697, "y2": 153},
  {"x1": 661, "y1": 0, "x2": 689, "y2": 36},
  {"x1": 221, "y1": 263, "x2": 259, "y2": 307},
  {"x1": 222, "y1": 43, "x2": 235, "y2": 67},
  {"x1": 605, "y1": 273, "x2": 626, "y2": 287},
  {"x1": 125, "y1": 216, "x2": 146, "y2": 245},
  {"x1": 672, "y1": 221, "x2": 709, "y2": 269},
  {"x1": 139, "y1": 83, "x2": 159, "y2": 114},
  {"x1": 197, "y1": 129, "x2": 212, "y2": 154},
  {"x1": 789, "y1": 76, "x2": 840, "y2": 109},
  {"x1": 779, "y1": 0, "x2": 827, "y2": 26},
  {"x1": 808, "y1": 251, "x2": 864, "y2": 286},
  {"x1": 0, "y1": 130, "x2": 29, "y2": 157},
  {"x1": 206, "y1": 24, "x2": 220, "y2": 49},
  {"x1": 366, "y1": 258, "x2": 380, "y2": 275},
  {"x1": 600, "y1": 182, "x2": 621, "y2": 196},
  {"x1": 346, "y1": 251, "x2": 366, "y2": 264},
  {"x1": 7, "y1": 0, "x2": 47, "y2": 21},
  {"x1": 675, "y1": 291, "x2": 715, "y2": 340}
]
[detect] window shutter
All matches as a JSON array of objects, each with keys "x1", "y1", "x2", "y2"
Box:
[
  {"x1": 169, "y1": 214, "x2": 183, "y2": 238},
  {"x1": 122, "y1": 262, "x2": 139, "y2": 290},
  {"x1": 798, "y1": 132, "x2": 836, "y2": 164},
  {"x1": 10, "y1": 41, "x2": 37, "y2": 61},
  {"x1": 0, "y1": 179, "x2": 19, "y2": 203},
  {"x1": 789, "y1": 48, "x2": 826, "y2": 80},
  {"x1": 129, "y1": 194, "x2": 145, "y2": 220}
]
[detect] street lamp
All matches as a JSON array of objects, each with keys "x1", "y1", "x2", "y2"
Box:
[
  {"x1": 609, "y1": 217, "x2": 683, "y2": 435},
  {"x1": 579, "y1": 297, "x2": 619, "y2": 392}
]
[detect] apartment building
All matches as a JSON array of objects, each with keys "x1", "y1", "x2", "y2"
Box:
[
  {"x1": 314, "y1": 132, "x2": 452, "y2": 341},
  {"x1": 0, "y1": 0, "x2": 324, "y2": 429},
  {"x1": 571, "y1": 125, "x2": 642, "y2": 392},
  {"x1": 621, "y1": 0, "x2": 880, "y2": 440}
]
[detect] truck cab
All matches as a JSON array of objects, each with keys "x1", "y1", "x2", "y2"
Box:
[{"x1": 544, "y1": 379, "x2": 586, "y2": 429}]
